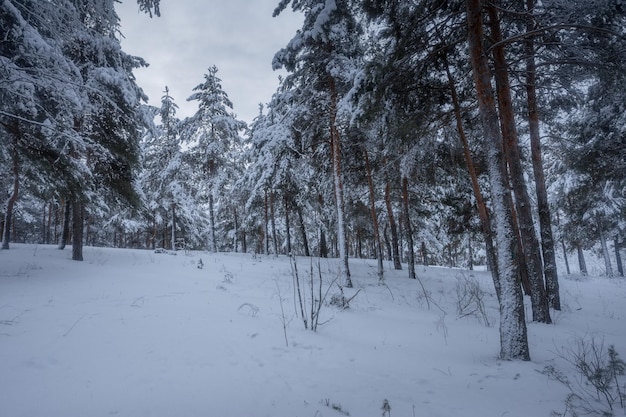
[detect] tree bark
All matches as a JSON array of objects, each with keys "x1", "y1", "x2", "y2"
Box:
[
  {"x1": 208, "y1": 194, "x2": 217, "y2": 252},
  {"x1": 319, "y1": 228, "x2": 328, "y2": 258},
  {"x1": 328, "y1": 74, "x2": 352, "y2": 287},
  {"x1": 385, "y1": 181, "x2": 402, "y2": 270},
  {"x1": 263, "y1": 190, "x2": 269, "y2": 255},
  {"x1": 59, "y1": 200, "x2": 71, "y2": 250},
  {"x1": 364, "y1": 149, "x2": 384, "y2": 282},
  {"x1": 2, "y1": 132, "x2": 19, "y2": 250},
  {"x1": 295, "y1": 201, "x2": 310, "y2": 257},
  {"x1": 284, "y1": 195, "x2": 292, "y2": 255},
  {"x1": 171, "y1": 203, "x2": 176, "y2": 251},
  {"x1": 270, "y1": 191, "x2": 278, "y2": 255},
  {"x1": 614, "y1": 236, "x2": 623, "y2": 277},
  {"x1": 598, "y1": 219, "x2": 614, "y2": 278},
  {"x1": 71, "y1": 200, "x2": 84, "y2": 261},
  {"x1": 402, "y1": 176, "x2": 416, "y2": 280},
  {"x1": 487, "y1": 3, "x2": 551, "y2": 324},
  {"x1": 444, "y1": 61, "x2": 500, "y2": 299},
  {"x1": 525, "y1": 0, "x2": 561, "y2": 310},
  {"x1": 466, "y1": 0, "x2": 530, "y2": 360},
  {"x1": 576, "y1": 244, "x2": 587, "y2": 276},
  {"x1": 233, "y1": 207, "x2": 239, "y2": 252},
  {"x1": 562, "y1": 240, "x2": 570, "y2": 275}
]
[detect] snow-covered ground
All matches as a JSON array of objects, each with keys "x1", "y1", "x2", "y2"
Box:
[{"x1": 0, "y1": 244, "x2": 624, "y2": 417}]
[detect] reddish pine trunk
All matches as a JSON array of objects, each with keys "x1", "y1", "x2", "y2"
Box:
[
  {"x1": 444, "y1": 62, "x2": 501, "y2": 300},
  {"x1": 486, "y1": 3, "x2": 550, "y2": 324},
  {"x1": 402, "y1": 177, "x2": 416, "y2": 280},
  {"x1": 525, "y1": 0, "x2": 561, "y2": 310},
  {"x1": 364, "y1": 149, "x2": 384, "y2": 281},
  {"x1": 466, "y1": 0, "x2": 529, "y2": 361}
]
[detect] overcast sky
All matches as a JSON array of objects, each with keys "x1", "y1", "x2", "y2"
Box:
[{"x1": 116, "y1": 1, "x2": 302, "y2": 124}]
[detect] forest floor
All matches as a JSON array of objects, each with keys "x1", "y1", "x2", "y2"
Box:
[{"x1": 0, "y1": 243, "x2": 624, "y2": 417}]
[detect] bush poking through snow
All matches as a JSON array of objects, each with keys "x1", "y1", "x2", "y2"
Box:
[
  {"x1": 290, "y1": 255, "x2": 342, "y2": 332},
  {"x1": 544, "y1": 335, "x2": 626, "y2": 417},
  {"x1": 320, "y1": 398, "x2": 350, "y2": 416},
  {"x1": 454, "y1": 274, "x2": 491, "y2": 327}
]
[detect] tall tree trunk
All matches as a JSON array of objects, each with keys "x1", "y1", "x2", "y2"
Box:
[
  {"x1": 2, "y1": 133, "x2": 19, "y2": 250},
  {"x1": 71, "y1": 200, "x2": 84, "y2": 261},
  {"x1": 41, "y1": 202, "x2": 47, "y2": 244},
  {"x1": 328, "y1": 74, "x2": 352, "y2": 287},
  {"x1": 576, "y1": 244, "x2": 587, "y2": 276},
  {"x1": 383, "y1": 224, "x2": 392, "y2": 261},
  {"x1": 487, "y1": 3, "x2": 550, "y2": 324},
  {"x1": 171, "y1": 203, "x2": 176, "y2": 251},
  {"x1": 562, "y1": 240, "x2": 571, "y2": 275},
  {"x1": 284, "y1": 195, "x2": 292, "y2": 255},
  {"x1": 295, "y1": 202, "x2": 310, "y2": 257},
  {"x1": 525, "y1": 0, "x2": 561, "y2": 310},
  {"x1": 402, "y1": 176, "x2": 416, "y2": 280},
  {"x1": 598, "y1": 219, "x2": 614, "y2": 278},
  {"x1": 319, "y1": 228, "x2": 328, "y2": 258},
  {"x1": 385, "y1": 181, "x2": 402, "y2": 270},
  {"x1": 209, "y1": 194, "x2": 217, "y2": 252},
  {"x1": 466, "y1": 0, "x2": 530, "y2": 360},
  {"x1": 233, "y1": 207, "x2": 239, "y2": 252},
  {"x1": 421, "y1": 241, "x2": 428, "y2": 266},
  {"x1": 614, "y1": 236, "x2": 623, "y2": 277},
  {"x1": 46, "y1": 201, "x2": 53, "y2": 244},
  {"x1": 59, "y1": 200, "x2": 71, "y2": 250},
  {"x1": 264, "y1": 190, "x2": 269, "y2": 255},
  {"x1": 444, "y1": 62, "x2": 500, "y2": 299},
  {"x1": 364, "y1": 149, "x2": 384, "y2": 282},
  {"x1": 270, "y1": 191, "x2": 278, "y2": 255}
]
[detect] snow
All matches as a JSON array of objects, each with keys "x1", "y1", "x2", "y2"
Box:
[{"x1": 1, "y1": 244, "x2": 625, "y2": 417}]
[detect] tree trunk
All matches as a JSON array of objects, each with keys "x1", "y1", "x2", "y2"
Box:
[
  {"x1": 385, "y1": 181, "x2": 402, "y2": 270},
  {"x1": 71, "y1": 200, "x2": 84, "y2": 261},
  {"x1": 402, "y1": 177, "x2": 416, "y2": 279},
  {"x1": 319, "y1": 228, "x2": 328, "y2": 258},
  {"x1": 561, "y1": 240, "x2": 570, "y2": 274},
  {"x1": 209, "y1": 194, "x2": 217, "y2": 252},
  {"x1": 444, "y1": 61, "x2": 500, "y2": 299},
  {"x1": 328, "y1": 73, "x2": 352, "y2": 287},
  {"x1": 364, "y1": 149, "x2": 384, "y2": 282},
  {"x1": 264, "y1": 190, "x2": 269, "y2": 255},
  {"x1": 171, "y1": 203, "x2": 176, "y2": 251},
  {"x1": 466, "y1": 0, "x2": 530, "y2": 360},
  {"x1": 59, "y1": 200, "x2": 71, "y2": 249},
  {"x1": 421, "y1": 241, "x2": 428, "y2": 266},
  {"x1": 233, "y1": 207, "x2": 239, "y2": 252},
  {"x1": 383, "y1": 224, "x2": 392, "y2": 261},
  {"x1": 270, "y1": 191, "x2": 278, "y2": 255},
  {"x1": 295, "y1": 202, "x2": 310, "y2": 257},
  {"x1": 576, "y1": 243, "x2": 587, "y2": 276},
  {"x1": 598, "y1": 220, "x2": 614, "y2": 278},
  {"x1": 525, "y1": 0, "x2": 561, "y2": 310},
  {"x1": 487, "y1": 3, "x2": 550, "y2": 324},
  {"x1": 614, "y1": 236, "x2": 623, "y2": 277},
  {"x1": 2, "y1": 133, "x2": 19, "y2": 250},
  {"x1": 284, "y1": 195, "x2": 292, "y2": 255}
]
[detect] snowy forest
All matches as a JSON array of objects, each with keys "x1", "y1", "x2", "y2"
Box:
[{"x1": 1, "y1": 0, "x2": 626, "y2": 366}]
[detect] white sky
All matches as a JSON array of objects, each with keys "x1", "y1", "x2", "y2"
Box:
[{"x1": 116, "y1": 0, "x2": 302, "y2": 124}]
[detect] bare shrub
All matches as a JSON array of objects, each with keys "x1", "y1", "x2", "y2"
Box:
[
  {"x1": 543, "y1": 335, "x2": 625, "y2": 417},
  {"x1": 454, "y1": 274, "x2": 491, "y2": 327}
]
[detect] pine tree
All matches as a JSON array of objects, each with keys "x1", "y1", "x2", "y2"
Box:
[{"x1": 185, "y1": 66, "x2": 246, "y2": 252}]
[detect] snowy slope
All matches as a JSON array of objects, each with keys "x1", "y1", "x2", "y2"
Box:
[{"x1": 0, "y1": 244, "x2": 624, "y2": 417}]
